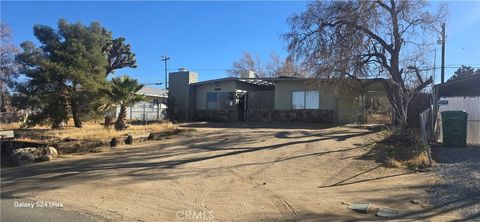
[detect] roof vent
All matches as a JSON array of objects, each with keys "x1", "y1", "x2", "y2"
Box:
[{"x1": 178, "y1": 68, "x2": 188, "y2": 72}]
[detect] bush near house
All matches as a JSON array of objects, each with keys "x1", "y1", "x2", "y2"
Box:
[{"x1": 363, "y1": 129, "x2": 432, "y2": 169}]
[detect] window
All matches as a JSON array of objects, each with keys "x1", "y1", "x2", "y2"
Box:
[
  {"x1": 206, "y1": 92, "x2": 235, "y2": 110},
  {"x1": 207, "y1": 93, "x2": 218, "y2": 109},
  {"x1": 292, "y1": 91, "x2": 305, "y2": 109},
  {"x1": 292, "y1": 91, "x2": 319, "y2": 109},
  {"x1": 305, "y1": 91, "x2": 320, "y2": 109}
]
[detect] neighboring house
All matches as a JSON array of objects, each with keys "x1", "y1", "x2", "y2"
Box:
[
  {"x1": 115, "y1": 86, "x2": 168, "y2": 121},
  {"x1": 168, "y1": 68, "x2": 389, "y2": 123},
  {"x1": 435, "y1": 75, "x2": 480, "y2": 144}
]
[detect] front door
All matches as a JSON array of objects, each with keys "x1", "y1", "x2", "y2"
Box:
[{"x1": 238, "y1": 93, "x2": 247, "y2": 121}]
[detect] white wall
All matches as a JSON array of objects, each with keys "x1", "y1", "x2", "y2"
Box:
[{"x1": 438, "y1": 96, "x2": 480, "y2": 144}]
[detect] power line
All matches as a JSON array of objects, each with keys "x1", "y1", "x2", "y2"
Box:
[{"x1": 418, "y1": 66, "x2": 480, "y2": 71}]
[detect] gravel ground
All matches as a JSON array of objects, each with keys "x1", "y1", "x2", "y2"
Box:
[{"x1": 431, "y1": 146, "x2": 480, "y2": 220}]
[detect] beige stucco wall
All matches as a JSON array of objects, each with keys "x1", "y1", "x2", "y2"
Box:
[
  {"x1": 195, "y1": 80, "x2": 237, "y2": 110},
  {"x1": 336, "y1": 82, "x2": 387, "y2": 123},
  {"x1": 192, "y1": 78, "x2": 387, "y2": 123},
  {"x1": 273, "y1": 80, "x2": 337, "y2": 110}
]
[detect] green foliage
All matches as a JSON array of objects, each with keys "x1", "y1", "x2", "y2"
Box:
[
  {"x1": 14, "y1": 19, "x2": 108, "y2": 128},
  {"x1": 102, "y1": 30, "x2": 137, "y2": 76},
  {"x1": 99, "y1": 75, "x2": 145, "y2": 108},
  {"x1": 99, "y1": 75, "x2": 145, "y2": 130},
  {"x1": 448, "y1": 65, "x2": 480, "y2": 82}
]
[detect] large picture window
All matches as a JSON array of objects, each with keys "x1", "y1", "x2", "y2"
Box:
[
  {"x1": 206, "y1": 92, "x2": 235, "y2": 110},
  {"x1": 292, "y1": 90, "x2": 319, "y2": 109}
]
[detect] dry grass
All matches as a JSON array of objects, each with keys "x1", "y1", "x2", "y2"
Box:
[
  {"x1": 10, "y1": 122, "x2": 174, "y2": 142},
  {"x1": 0, "y1": 123, "x2": 22, "y2": 130},
  {"x1": 363, "y1": 129, "x2": 433, "y2": 169}
]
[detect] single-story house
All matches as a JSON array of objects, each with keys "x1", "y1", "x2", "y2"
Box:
[
  {"x1": 115, "y1": 86, "x2": 168, "y2": 121},
  {"x1": 168, "y1": 68, "x2": 389, "y2": 123}
]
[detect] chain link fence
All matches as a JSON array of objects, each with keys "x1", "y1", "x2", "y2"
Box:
[
  {"x1": 419, "y1": 107, "x2": 434, "y2": 165},
  {"x1": 120, "y1": 101, "x2": 167, "y2": 122},
  {"x1": 435, "y1": 96, "x2": 480, "y2": 145}
]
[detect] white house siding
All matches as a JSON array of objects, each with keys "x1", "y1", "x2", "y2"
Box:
[{"x1": 437, "y1": 96, "x2": 480, "y2": 144}]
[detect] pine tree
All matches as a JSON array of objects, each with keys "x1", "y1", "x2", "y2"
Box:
[{"x1": 15, "y1": 19, "x2": 107, "y2": 128}]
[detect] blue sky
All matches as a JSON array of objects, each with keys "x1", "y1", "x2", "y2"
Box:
[{"x1": 1, "y1": 1, "x2": 479, "y2": 86}]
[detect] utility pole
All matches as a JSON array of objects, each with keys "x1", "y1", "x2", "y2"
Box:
[
  {"x1": 161, "y1": 55, "x2": 170, "y2": 89},
  {"x1": 440, "y1": 23, "x2": 446, "y2": 84}
]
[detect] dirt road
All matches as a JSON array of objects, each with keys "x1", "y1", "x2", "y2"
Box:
[{"x1": 1, "y1": 123, "x2": 459, "y2": 221}]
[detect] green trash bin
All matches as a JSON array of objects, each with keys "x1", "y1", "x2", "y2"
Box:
[{"x1": 441, "y1": 111, "x2": 468, "y2": 147}]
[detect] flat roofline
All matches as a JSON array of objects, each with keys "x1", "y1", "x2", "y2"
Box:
[
  {"x1": 190, "y1": 76, "x2": 387, "y2": 86},
  {"x1": 190, "y1": 77, "x2": 309, "y2": 86}
]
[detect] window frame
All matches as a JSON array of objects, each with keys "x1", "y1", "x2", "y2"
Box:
[
  {"x1": 206, "y1": 92, "x2": 235, "y2": 110},
  {"x1": 291, "y1": 90, "x2": 320, "y2": 110},
  {"x1": 292, "y1": 91, "x2": 306, "y2": 110}
]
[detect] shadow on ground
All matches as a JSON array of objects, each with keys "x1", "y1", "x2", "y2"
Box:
[
  {"x1": 432, "y1": 144, "x2": 480, "y2": 164},
  {"x1": 180, "y1": 121, "x2": 339, "y2": 130},
  {"x1": 1, "y1": 125, "x2": 375, "y2": 200}
]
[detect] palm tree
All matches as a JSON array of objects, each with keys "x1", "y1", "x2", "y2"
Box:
[{"x1": 99, "y1": 76, "x2": 145, "y2": 130}]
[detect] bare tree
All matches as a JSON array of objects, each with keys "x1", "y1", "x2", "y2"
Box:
[
  {"x1": 228, "y1": 51, "x2": 307, "y2": 78},
  {"x1": 265, "y1": 51, "x2": 308, "y2": 78},
  {"x1": 285, "y1": 0, "x2": 446, "y2": 128},
  {"x1": 227, "y1": 51, "x2": 264, "y2": 77},
  {"x1": 0, "y1": 22, "x2": 19, "y2": 112}
]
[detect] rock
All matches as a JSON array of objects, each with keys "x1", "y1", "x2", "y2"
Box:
[
  {"x1": 38, "y1": 154, "x2": 53, "y2": 162},
  {"x1": 125, "y1": 135, "x2": 133, "y2": 145},
  {"x1": 11, "y1": 147, "x2": 41, "y2": 165},
  {"x1": 110, "y1": 137, "x2": 119, "y2": 147},
  {"x1": 147, "y1": 133, "x2": 155, "y2": 140},
  {"x1": 410, "y1": 199, "x2": 420, "y2": 204},
  {"x1": 44, "y1": 146, "x2": 58, "y2": 158}
]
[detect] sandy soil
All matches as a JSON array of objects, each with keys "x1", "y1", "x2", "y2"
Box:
[{"x1": 1, "y1": 122, "x2": 459, "y2": 221}]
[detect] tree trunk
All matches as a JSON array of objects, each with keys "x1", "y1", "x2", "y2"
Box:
[
  {"x1": 115, "y1": 104, "x2": 128, "y2": 131},
  {"x1": 71, "y1": 83, "x2": 83, "y2": 128},
  {"x1": 104, "y1": 116, "x2": 112, "y2": 129},
  {"x1": 71, "y1": 98, "x2": 82, "y2": 128},
  {"x1": 391, "y1": 84, "x2": 408, "y2": 129},
  {"x1": 52, "y1": 83, "x2": 70, "y2": 129}
]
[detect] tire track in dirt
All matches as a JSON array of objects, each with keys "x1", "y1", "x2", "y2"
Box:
[
  {"x1": 169, "y1": 181, "x2": 212, "y2": 210},
  {"x1": 214, "y1": 132, "x2": 310, "y2": 219},
  {"x1": 123, "y1": 206, "x2": 139, "y2": 221},
  {"x1": 169, "y1": 183, "x2": 185, "y2": 199},
  {"x1": 227, "y1": 168, "x2": 299, "y2": 220}
]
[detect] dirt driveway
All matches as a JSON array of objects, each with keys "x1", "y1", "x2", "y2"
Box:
[{"x1": 1, "y1": 123, "x2": 459, "y2": 221}]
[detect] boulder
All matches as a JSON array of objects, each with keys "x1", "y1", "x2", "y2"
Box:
[
  {"x1": 11, "y1": 147, "x2": 41, "y2": 165},
  {"x1": 125, "y1": 135, "x2": 133, "y2": 145},
  {"x1": 44, "y1": 146, "x2": 58, "y2": 158},
  {"x1": 110, "y1": 137, "x2": 119, "y2": 147},
  {"x1": 38, "y1": 154, "x2": 53, "y2": 162}
]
